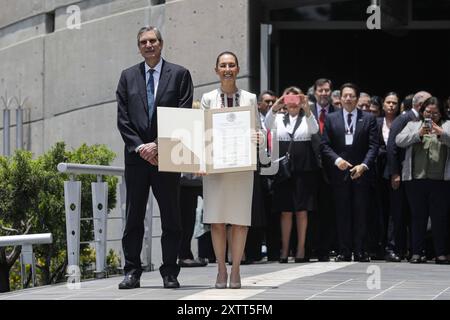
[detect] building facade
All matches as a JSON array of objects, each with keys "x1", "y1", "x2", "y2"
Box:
[{"x1": 1, "y1": 0, "x2": 449, "y2": 268}]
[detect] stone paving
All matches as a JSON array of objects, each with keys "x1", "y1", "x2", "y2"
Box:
[{"x1": 1, "y1": 260, "x2": 450, "y2": 300}]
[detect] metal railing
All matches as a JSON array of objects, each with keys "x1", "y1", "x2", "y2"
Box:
[
  {"x1": 0, "y1": 233, "x2": 52, "y2": 288},
  {"x1": 57, "y1": 162, "x2": 155, "y2": 279}
]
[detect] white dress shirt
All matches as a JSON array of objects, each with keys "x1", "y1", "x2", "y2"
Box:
[
  {"x1": 136, "y1": 59, "x2": 163, "y2": 153},
  {"x1": 334, "y1": 108, "x2": 368, "y2": 170}
]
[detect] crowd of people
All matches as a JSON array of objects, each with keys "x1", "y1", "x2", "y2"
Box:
[
  {"x1": 117, "y1": 25, "x2": 450, "y2": 290},
  {"x1": 246, "y1": 82, "x2": 450, "y2": 265},
  {"x1": 188, "y1": 79, "x2": 450, "y2": 269}
]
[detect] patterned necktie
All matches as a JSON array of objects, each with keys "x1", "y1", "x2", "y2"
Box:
[
  {"x1": 347, "y1": 113, "x2": 353, "y2": 134},
  {"x1": 319, "y1": 107, "x2": 326, "y2": 134},
  {"x1": 147, "y1": 69, "x2": 155, "y2": 122}
]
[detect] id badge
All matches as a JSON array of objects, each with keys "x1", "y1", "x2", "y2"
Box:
[{"x1": 345, "y1": 133, "x2": 353, "y2": 145}]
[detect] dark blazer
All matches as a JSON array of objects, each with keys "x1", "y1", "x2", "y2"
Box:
[
  {"x1": 310, "y1": 102, "x2": 336, "y2": 168},
  {"x1": 376, "y1": 117, "x2": 388, "y2": 179},
  {"x1": 386, "y1": 110, "x2": 418, "y2": 177},
  {"x1": 320, "y1": 109, "x2": 379, "y2": 185},
  {"x1": 117, "y1": 60, "x2": 194, "y2": 164}
]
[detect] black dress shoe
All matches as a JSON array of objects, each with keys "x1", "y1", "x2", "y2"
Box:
[
  {"x1": 435, "y1": 256, "x2": 450, "y2": 265},
  {"x1": 385, "y1": 252, "x2": 401, "y2": 262},
  {"x1": 318, "y1": 255, "x2": 330, "y2": 262},
  {"x1": 118, "y1": 274, "x2": 140, "y2": 289},
  {"x1": 178, "y1": 258, "x2": 208, "y2": 267},
  {"x1": 294, "y1": 257, "x2": 310, "y2": 263},
  {"x1": 409, "y1": 254, "x2": 427, "y2": 264},
  {"x1": 335, "y1": 254, "x2": 352, "y2": 262},
  {"x1": 163, "y1": 275, "x2": 180, "y2": 288},
  {"x1": 279, "y1": 258, "x2": 288, "y2": 263},
  {"x1": 354, "y1": 253, "x2": 370, "y2": 262}
]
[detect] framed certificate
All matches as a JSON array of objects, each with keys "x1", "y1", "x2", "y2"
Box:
[{"x1": 157, "y1": 106, "x2": 257, "y2": 173}]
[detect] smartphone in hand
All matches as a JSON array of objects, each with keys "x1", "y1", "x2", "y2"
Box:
[
  {"x1": 424, "y1": 118, "x2": 432, "y2": 129},
  {"x1": 284, "y1": 94, "x2": 300, "y2": 105}
]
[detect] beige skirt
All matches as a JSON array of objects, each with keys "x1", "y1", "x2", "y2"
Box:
[{"x1": 202, "y1": 171, "x2": 254, "y2": 226}]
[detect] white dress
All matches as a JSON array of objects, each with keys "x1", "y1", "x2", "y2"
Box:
[{"x1": 200, "y1": 88, "x2": 259, "y2": 226}]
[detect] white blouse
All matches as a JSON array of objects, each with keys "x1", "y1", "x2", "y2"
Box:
[
  {"x1": 382, "y1": 118, "x2": 390, "y2": 146},
  {"x1": 264, "y1": 108, "x2": 319, "y2": 141}
]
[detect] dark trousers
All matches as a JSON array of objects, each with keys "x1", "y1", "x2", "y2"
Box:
[
  {"x1": 333, "y1": 182, "x2": 370, "y2": 256},
  {"x1": 265, "y1": 211, "x2": 281, "y2": 261},
  {"x1": 260, "y1": 176, "x2": 280, "y2": 261},
  {"x1": 311, "y1": 172, "x2": 336, "y2": 257},
  {"x1": 388, "y1": 182, "x2": 410, "y2": 256},
  {"x1": 404, "y1": 179, "x2": 448, "y2": 256},
  {"x1": 122, "y1": 164, "x2": 181, "y2": 278},
  {"x1": 179, "y1": 185, "x2": 202, "y2": 260},
  {"x1": 198, "y1": 231, "x2": 215, "y2": 262},
  {"x1": 245, "y1": 227, "x2": 263, "y2": 261}
]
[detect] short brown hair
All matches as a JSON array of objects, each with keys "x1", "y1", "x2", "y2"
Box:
[{"x1": 314, "y1": 78, "x2": 332, "y2": 92}]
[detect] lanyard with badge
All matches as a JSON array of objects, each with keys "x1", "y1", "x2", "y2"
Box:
[{"x1": 345, "y1": 113, "x2": 354, "y2": 146}]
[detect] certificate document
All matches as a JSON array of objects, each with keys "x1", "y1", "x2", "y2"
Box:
[
  {"x1": 158, "y1": 106, "x2": 256, "y2": 173},
  {"x1": 211, "y1": 110, "x2": 252, "y2": 169}
]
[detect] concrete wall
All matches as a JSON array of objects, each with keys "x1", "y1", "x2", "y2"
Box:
[{"x1": 0, "y1": 0, "x2": 256, "y2": 271}]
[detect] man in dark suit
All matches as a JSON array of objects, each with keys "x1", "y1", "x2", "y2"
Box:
[
  {"x1": 321, "y1": 83, "x2": 378, "y2": 262},
  {"x1": 117, "y1": 26, "x2": 194, "y2": 289},
  {"x1": 309, "y1": 78, "x2": 337, "y2": 262},
  {"x1": 386, "y1": 91, "x2": 431, "y2": 261}
]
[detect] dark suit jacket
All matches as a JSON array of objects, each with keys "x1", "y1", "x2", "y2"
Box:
[
  {"x1": 320, "y1": 109, "x2": 379, "y2": 185},
  {"x1": 310, "y1": 102, "x2": 336, "y2": 169},
  {"x1": 376, "y1": 117, "x2": 388, "y2": 179},
  {"x1": 386, "y1": 110, "x2": 417, "y2": 177},
  {"x1": 117, "y1": 60, "x2": 194, "y2": 165}
]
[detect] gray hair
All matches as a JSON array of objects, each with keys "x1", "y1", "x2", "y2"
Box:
[
  {"x1": 331, "y1": 90, "x2": 340, "y2": 98},
  {"x1": 360, "y1": 92, "x2": 371, "y2": 99},
  {"x1": 412, "y1": 91, "x2": 431, "y2": 108},
  {"x1": 137, "y1": 26, "x2": 163, "y2": 46}
]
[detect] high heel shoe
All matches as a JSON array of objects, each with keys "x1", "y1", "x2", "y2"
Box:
[
  {"x1": 229, "y1": 274, "x2": 241, "y2": 289},
  {"x1": 215, "y1": 273, "x2": 228, "y2": 289}
]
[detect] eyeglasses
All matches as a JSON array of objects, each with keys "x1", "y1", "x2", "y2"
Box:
[
  {"x1": 424, "y1": 110, "x2": 441, "y2": 117},
  {"x1": 342, "y1": 95, "x2": 357, "y2": 100}
]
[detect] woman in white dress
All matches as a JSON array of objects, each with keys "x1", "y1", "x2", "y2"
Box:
[{"x1": 200, "y1": 51, "x2": 260, "y2": 289}]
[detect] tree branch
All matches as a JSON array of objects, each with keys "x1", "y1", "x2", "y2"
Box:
[
  {"x1": 23, "y1": 217, "x2": 33, "y2": 235},
  {"x1": 0, "y1": 226, "x2": 19, "y2": 234},
  {"x1": 50, "y1": 261, "x2": 67, "y2": 284},
  {"x1": 0, "y1": 248, "x2": 6, "y2": 265},
  {"x1": 7, "y1": 246, "x2": 21, "y2": 269}
]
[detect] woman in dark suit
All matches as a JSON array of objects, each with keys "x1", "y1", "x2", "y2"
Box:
[
  {"x1": 265, "y1": 86, "x2": 319, "y2": 263},
  {"x1": 396, "y1": 97, "x2": 450, "y2": 264},
  {"x1": 372, "y1": 93, "x2": 402, "y2": 261}
]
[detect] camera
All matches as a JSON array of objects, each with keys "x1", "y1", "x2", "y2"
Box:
[{"x1": 424, "y1": 118, "x2": 432, "y2": 129}]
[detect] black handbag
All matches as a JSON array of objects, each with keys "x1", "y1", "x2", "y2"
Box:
[
  {"x1": 274, "y1": 153, "x2": 292, "y2": 184},
  {"x1": 273, "y1": 115, "x2": 302, "y2": 185}
]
